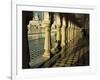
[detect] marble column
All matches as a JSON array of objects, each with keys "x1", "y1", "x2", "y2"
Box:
[
  {"x1": 74, "y1": 24, "x2": 77, "y2": 45},
  {"x1": 51, "y1": 13, "x2": 61, "y2": 54},
  {"x1": 70, "y1": 22, "x2": 74, "y2": 48},
  {"x1": 68, "y1": 20, "x2": 71, "y2": 48},
  {"x1": 61, "y1": 16, "x2": 66, "y2": 47},
  {"x1": 55, "y1": 13, "x2": 61, "y2": 47},
  {"x1": 73, "y1": 23, "x2": 76, "y2": 46},
  {"x1": 42, "y1": 12, "x2": 51, "y2": 59},
  {"x1": 53, "y1": 14, "x2": 57, "y2": 43}
]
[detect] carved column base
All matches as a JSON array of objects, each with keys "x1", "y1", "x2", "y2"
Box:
[
  {"x1": 51, "y1": 41, "x2": 61, "y2": 54},
  {"x1": 43, "y1": 50, "x2": 50, "y2": 59}
]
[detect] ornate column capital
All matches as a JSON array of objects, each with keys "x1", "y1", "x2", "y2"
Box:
[{"x1": 55, "y1": 13, "x2": 61, "y2": 27}]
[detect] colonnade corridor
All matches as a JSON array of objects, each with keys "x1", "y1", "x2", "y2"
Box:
[{"x1": 22, "y1": 11, "x2": 89, "y2": 69}]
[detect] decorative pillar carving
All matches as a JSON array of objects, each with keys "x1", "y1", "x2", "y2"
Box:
[{"x1": 42, "y1": 12, "x2": 51, "y2": 59}]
